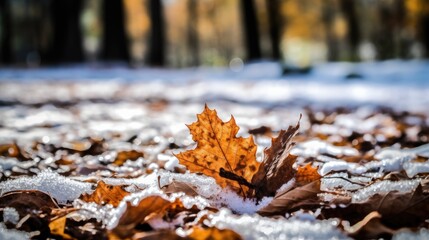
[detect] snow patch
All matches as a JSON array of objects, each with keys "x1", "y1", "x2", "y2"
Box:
[
  {"x1": 0, "y1": 223, "x2": 29, "y2": 240},
  {"x1": 0, "y1": 170, "x2": 93, "y2": 204},
  {"x1": 205, "y1": 208, "x2": 348, "y2": 240},
  {"x1": 2, "y1": 207, "x2": 19, "y2": 225},
  {"x1": 352, "y1": 180, "x2": 420, "y2": 203},
  {"x1": 291, "y1": 140, "x2": 359, "y2": 158}
]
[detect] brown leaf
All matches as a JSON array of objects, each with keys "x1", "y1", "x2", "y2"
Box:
[
  {"x1": 322, "y1": 184, "x2": 429, "y2": 229},
  {"x1": 0, "y1": 190, "x2": 58, "y2": 236},
  {"x1": 161, "y1": 180, "x2": 199, "y2": 196},
  {"x1": 0, "y1": 142, "x2": 30, "y2": 160},
  {"x1": 112, "y1": 195, "x2": 172, "y2": 238},
  {"x1": 346, "y1": 211, "x2": 395, "y2": 239},
  {"x1": 176, "y1": 105, "x2": 259, "y2": 197},
  {"x1": 189, "y1": 226, "x2": 243, "y2": 240},
  {"x1": 80, "y1": 181, "x2": 129, "y2": 207},
  {"x1": 251, "y1": 118, "x2": 300, "y2": 199},
  {"x1": 257, "y1": 180, "x2": 321, "y2": 216},
  {"x1": 113, "y1": 150, "x2": 144, "y2": 166},
  {"x1": 295, "y1": 164, "x2": 321, "y2": 186}
]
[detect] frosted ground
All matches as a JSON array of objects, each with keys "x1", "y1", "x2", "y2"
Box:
[{"x1": 0, "y1": 61, "x2": 429, "y2": 239}]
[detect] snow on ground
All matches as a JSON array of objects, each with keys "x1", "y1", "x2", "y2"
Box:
[
  {"x1": 0, "y1": 61, "x2": 429, "y2": 239},
  {"x1": 1, "y1": 61, "x2": 429, "y2": 112}
]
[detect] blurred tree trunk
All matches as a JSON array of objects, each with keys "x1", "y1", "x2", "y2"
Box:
[
  {"x1": 240, "y1": 0, "x2": 261, "y2": 61},
  {"x1": 187, "y1": 0, "x2": 199, "y2": 66},
  {"x1": 50, "y1": 0, "x2": 84, "y2": 63},
  {"x1": 266, "y1": 0, "x2": 281, "y2": 60},
  {"x1": 339, "y1": 0, "x2": 360, "y2": 61},
  {"x1": 148, "y1": 0, "x2": 165, "y2": 66},
  {"x1": 419, "y1": 11, "x2": 429, "y2": 58},
  {"x1": 323, "y1": 1, "x2": 340, "y2": 61},
  {"x1": 0, "y1": 0, "x2": 12, "y2": 64},
  {"x1": 101, "y1": 0, "x2": 129, "y2": 62}
]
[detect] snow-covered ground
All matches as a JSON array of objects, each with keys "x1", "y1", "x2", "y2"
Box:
[
  {"x1": 1, "y1": 61, "x2": 429, "y2": 239},
  {"x1": 1, "y1": 61, "x2": 428, "y2": 112}
]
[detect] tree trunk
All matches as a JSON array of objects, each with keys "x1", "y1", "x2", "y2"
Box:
[
  {"x1": 421, "y1": 15, "x2": 429, "y2": 58},
  {"x1": 101, "y1": 0, "x2": 130, "y2": 62},
  {"x1": 148, "y1": 0, "x2": 165, "y2": 66},
  {"x1": 323, "y1": 1, "x2": 340, "y2": 61},
  {"x1": 340, "y1": 0, "x2": 360, "y2": 61},
  {"x1": 0, "y1": 0, "x2": 12, "y2": 64},
  {"x1": 50, "y1": 0, "x2": 84, "y2": 63},
  {"x1": 187, "y1": 0, "x2": 199, "y2": 66},
  {"x1": 266, "y1": 0, "x2": 281, "y2": 60},
  {"x1": 240, "y1": 0, "x2": 261, "y2": 61}
]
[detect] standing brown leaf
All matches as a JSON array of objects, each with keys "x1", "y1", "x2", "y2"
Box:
[
  {"x1": 176, "y1": 105, "x2": 259, "y2": 197},
  {"x1": 251, "y1": 118, "x2": 300, "y2": 199},
  {"x1": 257, "y1": 180, "x2": 321, "y2": 216},
  {"x1": 80, "y1": 181, "x2": 129, "y2": 207}
]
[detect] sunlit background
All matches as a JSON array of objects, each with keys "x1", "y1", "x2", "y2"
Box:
[{"x1": 1, "y1": 0, "x2": 428, "y2": 69}]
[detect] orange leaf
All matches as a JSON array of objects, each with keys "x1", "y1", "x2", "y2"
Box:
[
  {"x1": 113, "y1": 150, "x2": 144, "y2": 166},
  {"x1": 189, "y1": 226, "x2": 242, "y2": 240},
  {"x1": 49, "y1": 216, "x2": 75, "y2": 239},
  {"x1": 296, "y1": 164, "x2": 321, "y2": 186},
  {"x1": 176, "y1": 105, "x2": 259, "y2": 197},
  {"x1": 80, "y1": 181, "x2": 129, "y2": 207}
]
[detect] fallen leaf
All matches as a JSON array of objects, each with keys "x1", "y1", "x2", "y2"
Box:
[
  {"x1": 112, "y1": 195, "x2": 173, "y2": 238},
  {"x1": 161, "y1": 180, "x2": 199, "y2": 197},
  {"x1": 295, "y1": 164, "x2": 321, "y2": 186},
  {"x1": 0, "y1": 190, "x2": 58, "y2": 237},
  {"x1": 0, "y1": 143, "x2": 30, "y2": 160},
  {"x1": 251, "y1": 118, "x2": 300, "y2": 199},
  {"x1": 189, "y1": 226, "x2": 242, "y2": 240},
  {"x1": 176, "y1": 105, "x2": 259, "y2": 197},
  {"x1": 113, "y1": 150, "x2": 144, "y2": 166},
  {"x1": 345, "y1": 211, "x2": 395, "y2": 239},
  {"x1": 322, "y1": 184, "x2": 429, "y2": 228},
  {"x1": 49, "y1": 216, "x2": 75, "y2": 239},
  {"x1": 257, "y1": 180, "x2": 321, "y2": 216},
  {"x1": 80, "y1": 181, "x2": 129, "y2": 207}
]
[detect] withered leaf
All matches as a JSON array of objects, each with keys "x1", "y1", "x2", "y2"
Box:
[
  {"x1": 257, "y1": 180, "x2": 321, "y2": 216},
  {"x1": 346, "y1": 211, "x2": 395, "y2": 239},
  {"x1": 80, "y1": 181, "x2": 129, "y2": 207},
  {"x1": 251, "y1": 118, "x2": 300, "y2": 199},
  {"x1": 161, "y1": 180, "x2": 199, "y2": 197},
  {"x1": 113, "y1": 150, "x2": 144, "y2": 166},
  {"x1": 322, "y1": 184, "x2": 429, "y2": 228},
  {"x1": 189, "y1": 226, "x2": 243, "y2": 240},
  {"x1": 176, "y1": 105, "x2": 259, "y2": 197},
  {"x1": 112, "y1": 195, "x2": 172, "y2": 238}
]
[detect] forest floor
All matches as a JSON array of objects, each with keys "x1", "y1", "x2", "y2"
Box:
[{"x1": 0, "y1": 61, "x2": 429, "y2": 239}]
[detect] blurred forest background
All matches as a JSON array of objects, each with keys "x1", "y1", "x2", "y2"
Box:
[{"x1": 0, "y1": 0, "x2": 428, "y2": 69}]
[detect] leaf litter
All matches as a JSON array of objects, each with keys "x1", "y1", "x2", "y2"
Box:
[{"x1": 0, "y1": 88, "x2": 429, "y2": 239}]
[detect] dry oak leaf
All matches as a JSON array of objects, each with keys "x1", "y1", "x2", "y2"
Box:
[
  {"x1": 250, "y1": 118, "x2": 300, "y2": 200},
  {"x1": 176, "y1": 105, "x2": 259, "y2": 197},
  {"x1": 80, "y1": 181, "x2": 129, "y2": 207}
]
